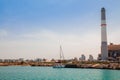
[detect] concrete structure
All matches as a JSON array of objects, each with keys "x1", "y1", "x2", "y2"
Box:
[
  {"x1": 101, "y1": 8, "x2": 108, "y2": 60},
  {"x1": 79, "y1": 54, "x2": 86, "y2": 61},
  {"x1": 97, "y1": 54, "x2": 101, "y2": 60},
  {"x1": 108, "y1": 43, "x2": 120, "y2": 61},
  {"x1": 34, "y1": 58, "x2": 42, "y2": 62},
  {"x1": 88, "y1": 55, "x2": 94, "y2": 61}
]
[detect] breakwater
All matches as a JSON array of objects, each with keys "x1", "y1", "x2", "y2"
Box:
[
  {"x1": 0, "y1": 61, "x2": 120, "y2": 70},
  {"x1": 65, "y1": 63, "x2": 120, "y2": 70},
  {"x1": 65, "y1": 61, "x2": 120, "y2": 70}
]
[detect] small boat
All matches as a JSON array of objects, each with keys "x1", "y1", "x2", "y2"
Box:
[
  {"x1": 53, "y1": 63, "x2": 65, "y2": 68},
  {"x1": 53, "y1": 45, "x2": 65, "y2": 68}
]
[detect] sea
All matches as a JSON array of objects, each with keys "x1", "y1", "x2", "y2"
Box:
[{"x1": 0, "y1": 66, "x2": 120, "y2": 80}]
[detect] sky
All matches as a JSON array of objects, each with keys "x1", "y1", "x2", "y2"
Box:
[{"x1": 0, "y1": 0, "x2": 120, "y2": 60}]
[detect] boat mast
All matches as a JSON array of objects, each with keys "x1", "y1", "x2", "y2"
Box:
[{"x1": 60, "y1": 45, "x2": 64, "y2": 61}]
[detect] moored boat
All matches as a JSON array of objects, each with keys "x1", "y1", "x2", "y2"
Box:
[
  {"x1": 53, "y1": 45, "x2": 65, "y2": 68},
  {"x1": 53, "y1": 63, "x2": 65, "y2": 68}
]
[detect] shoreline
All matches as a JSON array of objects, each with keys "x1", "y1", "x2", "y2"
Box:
[
  {"x1": 65, "y1": 64, "x2": 120, "y2": 70},
  {"x1": 0, "y1": 61, "x2": 120, "y2": 70}
]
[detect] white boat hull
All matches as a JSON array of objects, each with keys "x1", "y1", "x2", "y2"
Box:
[{"x1": 53, "y1": 64, "x2": 65, "y2": 68}]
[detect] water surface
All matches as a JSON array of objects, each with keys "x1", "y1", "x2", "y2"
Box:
[{"x1": 0, "y1": 66, "x2": 119, "y2": 80}]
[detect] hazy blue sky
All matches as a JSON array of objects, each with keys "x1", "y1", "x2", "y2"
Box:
[{"x1": 0, "y1": 0, "x2": 120, "y2": 60}]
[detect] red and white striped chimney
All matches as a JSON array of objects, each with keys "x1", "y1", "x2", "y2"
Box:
[{"x1": 101, "y1": 7, "x2": 108, "y2": 60}]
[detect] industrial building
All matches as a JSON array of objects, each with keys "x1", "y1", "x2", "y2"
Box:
[
  {"x1": 98, "y1": 43, "x2": 120, "y2": 61},
  {"x1": 100, "y1": 8, "x2": 120, "y2": 61},
  {"x1": 108, "y1": 43, "x2": 120, "y2": 61}
]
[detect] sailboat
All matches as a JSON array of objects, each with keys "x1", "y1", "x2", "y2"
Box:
[{"x1": 53, "y1": 45, "x2": 65, "y2": 68}]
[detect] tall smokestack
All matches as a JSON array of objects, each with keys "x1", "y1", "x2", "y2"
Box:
[{"x1": 101, "y1": 7, "x2": 108, "y2": 60}]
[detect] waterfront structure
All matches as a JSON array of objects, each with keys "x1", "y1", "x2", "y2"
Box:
[
  {"x1": 101, "y1": 8, "x2": 108, "y2": 60},
  {"x1": 88, "y1": 55, "x2": 94, "y2": 61},
  {"x1": 0, "y1": 59, "x2": 3, "y2": 62},
  {"x1": 51, "y1": 58, "x2": 56, "y2": 62},
  {"x1": 97, "y1": 54, "x2": 101, "y2": 60},
  {"x1": 3, "y1": 59, "x2": 16, "y2": 63},
  {"x1": 73, "y1": 57, "x2": 78, "y2": 61},
  {"x1": 34, "y1": 58, "x2": 42, "y2": 62},
  {"x1": 18, "y1": 58, "x2": 24, "y2": 62},
  {"x1": 79, "y1": 54, "x2": 86, "y2": 61},
  {"x1": 108, "y1": 43, "x2": 120, "y2": 61}
]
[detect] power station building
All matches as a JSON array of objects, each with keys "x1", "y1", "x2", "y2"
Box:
[
  {"x1": 99, "y1": 8, "x2": 120, "y2": 61},
  {"x1": 108, "y1": 43, "x2": 120, "y2": 61}
]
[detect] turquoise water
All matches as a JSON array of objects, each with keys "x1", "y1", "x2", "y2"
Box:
[{"x1": 0, "y1": 66, "x2": 120, "y2": 80}]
